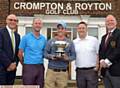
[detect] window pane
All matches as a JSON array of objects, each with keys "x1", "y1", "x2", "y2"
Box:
[
  {"x1": 26, "y1": 27, "x2": 32, "y2": 34},
  {"x1": 88, "y1": 27, "x2": 98, "y2": 38},
  {"x1": 53, "y1": 28, "x2": 57, "y2": 31},
  {"x1": 73, "y1": 28, "x2": 77, "y2": 40},
  {"x1": 47, "y1": 28, "x2": 51, "y2": 40}
]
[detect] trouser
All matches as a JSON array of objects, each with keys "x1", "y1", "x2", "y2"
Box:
[
  {"x1": 103, "y1": 70, "x2": 120, "y2": 88},
  {"x1": 76, "y1": 67, "x2": 98, "y2": 88},
  {"x1": 23, "y1": 64, "x2": 44, "y2": 88},
  {"x1": 45, "y1": 68, "x2": 68, "y2": 88},
  {"x1": 0, "y1": 70, "x2": 16, "y2": 85}
]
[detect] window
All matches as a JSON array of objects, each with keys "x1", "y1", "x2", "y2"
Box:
[
  {"x1": 25, "y1": 27, "x2": 32, "y2": 34},
  {"x1": 47, "y1": 28, "x2": 51, "y2": 40},
  {"x1": 88, "y1": 27, "x2": 98, "y2": 38},
  {"x1": 47, "y1": 27, "x2": 77, "y2": 40}
]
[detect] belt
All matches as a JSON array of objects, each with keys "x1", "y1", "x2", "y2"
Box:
[
  {"x1": 77, "y1": 67, "x2": 95, "y2": 70},
  {"x1": 51, "y1": 68, "x2": 67, "y2": 72}
]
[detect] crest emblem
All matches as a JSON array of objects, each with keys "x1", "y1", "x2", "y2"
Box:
[{"x1": 110, "y1": 41, "x2": 116, "y2": 48}]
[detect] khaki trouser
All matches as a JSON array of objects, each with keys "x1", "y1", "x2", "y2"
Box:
[{"x1": 45, "y1": 69, "x2": 68, "y2": 88}]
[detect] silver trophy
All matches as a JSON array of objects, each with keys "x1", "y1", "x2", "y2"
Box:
[{"x1": 54, "y1": 41, "x2": 68, "y2": 57}]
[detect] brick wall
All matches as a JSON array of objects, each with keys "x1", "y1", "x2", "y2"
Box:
[
  {"x1": 113, "y1": 0, "x2": 120, "y2": 27},
  {"x1": 0, "y1": 0, "x2": 9, "y2": 27}
]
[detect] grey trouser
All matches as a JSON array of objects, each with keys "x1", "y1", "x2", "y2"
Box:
[
  {"x1": 76, "y1": 67, "x2": 98, "y2": 88},
  {"x1": 103, "y1": 70, "x2": 120, "y2": 88}
]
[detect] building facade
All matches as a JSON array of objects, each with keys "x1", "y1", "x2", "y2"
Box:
[{"x1": 0, "y1": 0, "x2": 120, "y2": 80}]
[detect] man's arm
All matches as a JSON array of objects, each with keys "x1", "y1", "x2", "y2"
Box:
[
  {"x1": 94, "y1": 55, "x2": 100, "y2": 71},
  {"x1": 0, "y1": 30, "x2": 11, "y2": 68},
  {"x1": 17, "y1": 35, "x2": 26, "y2": 64},
  {"x1": 100, "y1": 31, "x2": 120, "y2": 68},
  {"x1": 44, "y1": 40, "x2": 56, "y2": 60},
  {"x1": 99, "y1": 36, "x2": 108, "y2": 68},
  {"x1": 94, "y1": 38, "x2": 100, "y2": 71},
  {"x1": 18, "y1": 49, "x2": 24, "y2": 65}
]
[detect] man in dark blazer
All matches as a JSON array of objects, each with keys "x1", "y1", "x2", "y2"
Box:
[
  {"x1": 99, "y1": 15, "x2": 120, "y2": 88},
  {"x1": 0, "y1": 14, "x2": 20, "y2": 85}
]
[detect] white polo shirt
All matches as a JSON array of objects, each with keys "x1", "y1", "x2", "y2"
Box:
[{"x1": 73, "y1": 35, "x2": 99, "y2": 68}]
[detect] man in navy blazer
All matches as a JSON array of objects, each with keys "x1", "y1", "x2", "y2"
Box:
[
  {"x1": 99, "y1": 15, "x2": 120, "y2": 88},
  {"x1": 0, "y1": 14, "x2": 20, "y2": 85}
]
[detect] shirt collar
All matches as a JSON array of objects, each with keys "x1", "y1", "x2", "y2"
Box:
[
  {"x1": 31, "y1": 32, "x2": 41, "y2": 39},
  {"x1": 108, "y1": 28, "x2": 116, "y2": 33},
  {"x1": 6, "y1": 25, "x2": 15, "y2": 38},
  {"x1": 6, "y1": 25, "x2": 12, "y2": 33},
  {"x1": 77, "y1": 35, "x2": 89, "y2": 41}
]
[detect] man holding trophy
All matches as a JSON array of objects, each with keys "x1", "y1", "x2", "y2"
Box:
[{"x1": 44, "y1": 21, "x2": 76, "y2": 88}]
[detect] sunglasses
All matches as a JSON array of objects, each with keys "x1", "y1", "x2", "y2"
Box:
[{"x1": 7, "y1": 19, "x2": 18, "y2": 22}]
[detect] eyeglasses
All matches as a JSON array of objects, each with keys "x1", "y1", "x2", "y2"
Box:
[
  {"x1": 7, "y1": 19, "x2": 18, "y2": 22},
  {"x1": 57, "y1": 26, "x2": 64, "y2": 30}
]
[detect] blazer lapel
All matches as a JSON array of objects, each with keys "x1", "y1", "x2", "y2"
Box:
[
  {"x1": 106, "y1": 29, "x2": 118, "y2": 49},
  {"x1": 102, "y1": 34, "x2": 107, "y2": 50},
  {"x1": 4, "y1": 28, "x2": 14, "y2": 54}
]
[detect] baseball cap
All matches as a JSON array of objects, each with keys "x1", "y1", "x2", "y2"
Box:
[{"x1": 57, "y1": 21, "x2": 67, "y2": 29}]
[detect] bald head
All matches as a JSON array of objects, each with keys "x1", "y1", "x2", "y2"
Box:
[
  {"x1": 106, "y1": 15, "x2": 117, "y2": 23},
  {"x1": 6, "y1": 14, "x2": 18, "y2": 30},
  {"x1": 6, "y1": 14, "x2": 18, "y2": 20},
  {"x1": 105, "y1": 15, "x2": 117, "y2": 31}
]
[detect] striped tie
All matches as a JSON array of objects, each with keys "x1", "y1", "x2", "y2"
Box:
[{"x1": 104, "y1": 32, "x2": 111, "y2": 48}]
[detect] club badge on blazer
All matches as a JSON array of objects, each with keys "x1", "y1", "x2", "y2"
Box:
[{"x1": 110, "y1": 40, "x2": 116, "y2": 48}]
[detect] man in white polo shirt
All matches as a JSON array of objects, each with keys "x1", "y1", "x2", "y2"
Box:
[{"x1": 73, "y1": 21, "x2": 99, "y2": 88}]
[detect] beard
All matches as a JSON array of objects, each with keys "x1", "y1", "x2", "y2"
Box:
[{"x1": 34, "y1": 28, "x2": 40, "y2": 32}]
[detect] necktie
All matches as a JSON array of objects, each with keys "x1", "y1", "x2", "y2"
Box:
[
  {"x1": 104, "y1": 32, "x2": 111, "y2": 48},
  {"x1": 11, "y1": 30, "x2": 15, "y2": 53}
]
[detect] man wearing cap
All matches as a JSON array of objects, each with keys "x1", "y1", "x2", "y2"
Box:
[{"x1": 44, "y1": 21, "x2": 76, "y2": 88}]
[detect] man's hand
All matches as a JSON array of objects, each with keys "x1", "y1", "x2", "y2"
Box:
[
  {"x1": 54, "y1": 55, "x2": 62, "y2": 60},
  {"x1": 18, "y1": 49, "x2": 23, "y2": 65},
  {"x1": 50, "y1": 54, "x2": 69, "y2": 61},
  {"x1": 49, "y1": 55, "x2": 57, "y2": 60},
  {"x1": 100, "y1": 60, "x2": 108, "y2": 68},
  {"x1": 7, "y1": 62, "x2": 16, "y2": 71},
  {"x1": 62, "y1": 54, "x2": 69, "y2": 61}
]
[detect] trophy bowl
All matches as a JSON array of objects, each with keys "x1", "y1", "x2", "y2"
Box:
[{"x1": 54, "y1": 41, "x2": 68, "y2": 57}]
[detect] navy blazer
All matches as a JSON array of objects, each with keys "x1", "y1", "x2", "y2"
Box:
[
  {"x1": 99, "y1": 28, "x2": 120, "y2": 76},
  {"x1": 0, "y1": 27, "x2": 20, "y2": 70}
]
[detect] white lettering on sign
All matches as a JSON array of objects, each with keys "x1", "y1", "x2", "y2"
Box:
[{"x1": 14, "y1": 2, "x2": 112, "y2": 15}]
